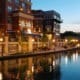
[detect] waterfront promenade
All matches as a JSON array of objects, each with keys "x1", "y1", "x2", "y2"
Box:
[{"x1": 0, "y1": 47, "x2": 80, "y2": 61}]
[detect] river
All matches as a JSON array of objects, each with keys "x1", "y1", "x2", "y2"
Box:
[{"x1": 0, "y1": 50, "x2": 80, "y2": 80}]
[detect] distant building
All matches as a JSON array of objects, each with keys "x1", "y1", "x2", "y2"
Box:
[
  {"x1": 32, "y1": 10, "x2": 62, "y2": 41},
  {"x1": 60, "y1": 31, "x2": 80, "y2": 39}
]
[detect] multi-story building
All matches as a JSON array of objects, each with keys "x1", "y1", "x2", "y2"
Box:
[
  {"x1": 0, "y1": 0, "x2": 35, "y2": 53},
  {"x1": 0, "y1": 0, "x2": 62, "y2": 41},
  {"x1": 0, "y1": 0, "x2": 62, "y2": 52},
  {"x1": 0, "y1": 0, "x2": 33, "y2": 40},
  {"x1": 32, "y1": 10, "x2": 62, "y2": 43},
  {"x1": 0, "y1": 0, "x2": 62, "y2": 73}
]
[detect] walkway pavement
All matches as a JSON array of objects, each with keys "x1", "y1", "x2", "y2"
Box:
[{"x1": 0, "y1": 47, "x2": 79, "y2": 61}]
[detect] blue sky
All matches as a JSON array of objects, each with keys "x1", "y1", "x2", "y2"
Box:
[{"x1": 32, "y1": 0, "x2": 80, "y2": 33}]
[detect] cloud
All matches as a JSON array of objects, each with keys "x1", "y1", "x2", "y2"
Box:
[{"x1": 60, "y1": 24, "x2": 80, "y2": 33}]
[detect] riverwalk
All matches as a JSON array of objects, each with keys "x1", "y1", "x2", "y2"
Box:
[{"x1": 0, "y1": 47, "x2": 80, "y2": 61}]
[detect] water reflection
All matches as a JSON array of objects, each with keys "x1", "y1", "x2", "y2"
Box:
[
  {"x1": 33, "y1": 55, "x2": 61, "y2": 80},
  {"x1": 65, "y1": 56, "x2": 68, "y2": 65},
  {"x1": 0, "y1": 50, "x2": 80, "y2": 80},
  {"x1": 72, "y1": 52, "x2": 78, "y2": 62}
]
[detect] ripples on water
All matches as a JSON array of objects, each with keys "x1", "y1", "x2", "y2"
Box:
[{"x1": 0, "y1": 51, "x2": 80, "y2": 80}]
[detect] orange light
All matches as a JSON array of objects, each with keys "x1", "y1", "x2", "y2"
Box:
[
  {"x1": 27, "y1": 29, "x2": 32, "y2": 34},
  {"x1": 32, "y1": 39, "x2": 34, "y2": 42},
  {"x1": 52, "y1": 39, "x2": 55, "y2": 43},
  {"x1": 65, "y1": 39, "x2": 68, "y2": 43},
  {"x1": 0, "y1": 38, "x2": 3, "y2": 42},
  {"x1": 20, "y1": 8, "x2": 23, "y2": 11}
]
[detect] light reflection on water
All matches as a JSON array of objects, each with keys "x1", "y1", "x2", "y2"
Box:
[
  {"x1": 65, "y1": 56, "x2": 68, "y2": 65},
  {"x1": 0, "y1": 51, "x2": 80, "y2": 80},
  {"x1": 61, "y1": 51, "x2": 80, "y2": 80}
]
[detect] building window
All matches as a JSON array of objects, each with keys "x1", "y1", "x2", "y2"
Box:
[
  {"x1": 26, "y1": 22, "x2": 31, "y2": 27},
  {"x1": 22, "y1": 3, "x2": 26, "y2": 8},
  {"x1": 27, "y1": 0, "x2": 31, "y2": 2},
  {"x1": 8, "y1": 6, "x2": 12, "y2": 12},
  {"x1": 54, "y1": 15, "x2": 57, "y2": 19},
  {"x1": 8, "y1": 0, "x2": 12, "y2": 2},
  {"x1": 15, "y1": 8, "x2": 18, "y2": 11},
  {"x1": 46, "y1": 25, "x2": 51, "y2": 32},
  {"x1": 15, "y1": 0, "x2": 19, "y2": 4},
  {"x1": 8, "y1": 17, "x2": 12, "y2": 23}
]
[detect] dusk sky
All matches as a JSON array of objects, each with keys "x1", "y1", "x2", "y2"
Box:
[{"x1": 32, "y1": 0, "x2": 80, "y2": 33}]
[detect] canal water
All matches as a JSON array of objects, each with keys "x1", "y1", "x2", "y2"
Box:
[{"x1": 0, "y1": 51, "x2": 80, "y2": 80}]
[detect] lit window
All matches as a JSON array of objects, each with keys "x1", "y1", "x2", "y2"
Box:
[
  {"x1": 26, "y1": 22, "x2": 31, "y2": 27},
  {"x1": 21, "y1": 21, "x2": 25, "y2": 27},
  {"x1": 27, "y1": 29, "x2": 31, "y2": 34}
]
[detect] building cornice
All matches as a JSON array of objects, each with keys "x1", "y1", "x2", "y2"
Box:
[{"x1": 12, "y1": 12, "x2": 34, "y2": 20}]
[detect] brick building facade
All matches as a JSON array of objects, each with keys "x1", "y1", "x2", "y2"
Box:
[
  {"x1": 0, "y1": 0, "x2": 33, "y2": 38},
  {"x1": 0, "y1": 0, "x2": 62, "y2": 42}
]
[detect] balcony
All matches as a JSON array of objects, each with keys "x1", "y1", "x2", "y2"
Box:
[{"x1": 12, "y1": 11, "x2": 34, "y2": 20}]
